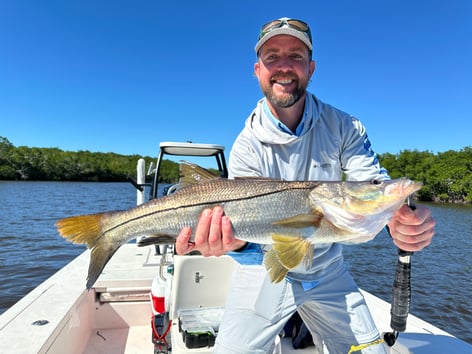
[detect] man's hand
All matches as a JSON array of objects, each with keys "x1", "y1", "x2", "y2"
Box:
[
  {"x1": 387, "y1": 204, "x2": 435, "y2": 252},
  {"x1": 175, "y1": 206, "x2": 247, "y2": 256}
]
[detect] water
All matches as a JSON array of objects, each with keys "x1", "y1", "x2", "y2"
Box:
[
  {"x1": 0, "y1": 181, "x2": 137, "y2": 313},
  {"x1": 344, "y1": 202, "x2": 472, "y2": 345},
  {"x1": 0, "y1": 181, "x2": 471, "y2": 344}
]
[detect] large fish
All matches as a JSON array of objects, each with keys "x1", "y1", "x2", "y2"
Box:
[{"x1": 56, "y1": 163, "x2": 422, "y2": 289}]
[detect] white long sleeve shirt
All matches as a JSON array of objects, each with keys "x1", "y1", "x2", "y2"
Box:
[{"x1": 228, "y1": 93, "x2": 389, "y2": 282}]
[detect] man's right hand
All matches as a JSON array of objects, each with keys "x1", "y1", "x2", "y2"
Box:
[{"x1": 175, "y1": 206, "x2": 247, "y2": 256}]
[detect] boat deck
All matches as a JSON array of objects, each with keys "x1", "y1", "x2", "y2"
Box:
[
  {"x1": 0, "y1": 244, "x2": 157, "y2": 354},
  {"x1": 1, "y1": 244, "x2": 470, "y2": 353}
]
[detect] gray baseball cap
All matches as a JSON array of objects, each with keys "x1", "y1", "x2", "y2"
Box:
[{"x1": 255, "y1": 17, "x2": 313, "y2": 54}]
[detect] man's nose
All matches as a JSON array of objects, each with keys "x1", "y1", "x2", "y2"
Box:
[{"x1": 277, "y1": 56, "x2": 293, "y2": 70}]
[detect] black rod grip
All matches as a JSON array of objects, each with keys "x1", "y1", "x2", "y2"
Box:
[{"x1": 390, "y1": 249, "x2": 412, "y2": 332}]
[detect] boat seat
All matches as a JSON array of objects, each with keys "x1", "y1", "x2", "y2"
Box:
[
  {"x1": 169, "y1": 255, "x2": 235, "y2": 319},
  {"x1": 169, "y1": 255, "x2": 235, "y2": 353}
]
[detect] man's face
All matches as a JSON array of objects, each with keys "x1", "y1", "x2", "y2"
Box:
[{"x1": 255, "y1": 35, "x2": 315, "y2": 108}]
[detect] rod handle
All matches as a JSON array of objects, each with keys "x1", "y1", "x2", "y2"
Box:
[{"x1": 390, "y1": 248, "x2": 413, "y2": 332}]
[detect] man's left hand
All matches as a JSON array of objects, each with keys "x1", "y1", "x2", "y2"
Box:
[{"x1": 387, "y1": 204, "x2": 435, "y2": 252}]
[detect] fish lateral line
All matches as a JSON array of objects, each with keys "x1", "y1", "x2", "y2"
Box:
[{"x1": 101, "y1": 185, "x2": 318, "y2": 236}]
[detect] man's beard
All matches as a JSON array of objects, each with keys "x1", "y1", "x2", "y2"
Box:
[
  {"x1": 264, "y1": 88, "x2": 304, "y2": 108},
  {"x1": 260, "y1": 76, "x2": 308, "y2": 108}
]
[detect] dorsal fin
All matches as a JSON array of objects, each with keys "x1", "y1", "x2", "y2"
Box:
[
  {"x1": 179, "y1": 161, "x2": 219, "y2": 186},
  {"x1": 179, "y1": 162, "x2": 280, "y2": 185},
  {"x1": 234, "y1": 176, "x2": 279, "y2": 181}
]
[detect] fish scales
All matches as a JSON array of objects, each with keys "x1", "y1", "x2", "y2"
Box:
[
  {"x1": 56, "y1": 163, "x2": 422, "y2": 289},
  {"x1": 99, "y1": 178, "x2": 318, "y2": 241}
]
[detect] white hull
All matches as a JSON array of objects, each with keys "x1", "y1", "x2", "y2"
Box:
[{"x1": 1, "y1": 243, "x2": 470, "y2": 354}]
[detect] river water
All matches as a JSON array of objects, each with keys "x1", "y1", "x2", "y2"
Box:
[{"x1": 0, "y1": 181, "x2": 471, "y2": 344}]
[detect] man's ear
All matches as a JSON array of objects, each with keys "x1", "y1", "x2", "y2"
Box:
[
  {"x1": 309, "y1": 60, "x2": 316, "y2": 78},
  {"x1": 254, "y1": 62, "x2": 260, "y2": 79}
]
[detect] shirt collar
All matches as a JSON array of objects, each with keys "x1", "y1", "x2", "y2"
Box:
[{"x1": 263, "y1": 97, "x2": 310, "y2": 137}]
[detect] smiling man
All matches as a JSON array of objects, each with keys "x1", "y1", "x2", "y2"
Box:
[{"x1": 176, "y1": 17, "x2": 435, "y2": 354}]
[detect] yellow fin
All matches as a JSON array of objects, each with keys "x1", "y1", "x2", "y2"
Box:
[
  {"x1": 264, "y1": 235, "x2": 314, "y2": 283},
  {"x1": 271, "y1": 234, "x2": 313, "y2": 269},
  {"x1": 264, "y1": 249, "x2": 290, "y2": 283},
  {"x1": 56, "y1": 213, "x2": 104, "y2": 248},
  {"x1": 56, "y1": 213, "x2": 123, "y2": 290},
  {"x1": 273, "y1": 210, "x2": 323, "y2": 228},
  {"x1": 56, "y1": 213, "x2": 119, "y2": 289},
  {"x1": 86, "y1": 240, "x2": 121, "y2": 290}
]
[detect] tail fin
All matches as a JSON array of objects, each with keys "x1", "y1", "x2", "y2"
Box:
[
  {"x1": 56, "y1": 213, "x2": 118, "y2": 289},
  {"x1": 86, "y1": 241, "x2": 121, "y2": 290},
  {"x1": 56, "y1": 214, "x2": 104, "y2": 248}
]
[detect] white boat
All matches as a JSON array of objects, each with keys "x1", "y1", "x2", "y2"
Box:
[{"x1": 0, "y1": 142, "x2": 470, "y2": 354}]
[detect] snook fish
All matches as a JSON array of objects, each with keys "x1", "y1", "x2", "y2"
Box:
[{"x1": 56, "y1": 163, "x2": 422, "y2": 289}]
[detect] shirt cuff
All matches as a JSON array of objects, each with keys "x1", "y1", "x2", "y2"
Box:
[{"x1": 227, "y1": 242, "x2": 264, "y2": 265}]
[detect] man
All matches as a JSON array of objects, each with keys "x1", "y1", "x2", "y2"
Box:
[{"x1": 176, "y1": 18, "x2": 435, "y2": 353}]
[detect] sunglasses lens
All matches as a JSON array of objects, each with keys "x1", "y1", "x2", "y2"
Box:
[
  {"x1": 287, "y1": 20, "x2": 308, "y2": 32},
  {"x1": 258, "y1": 19, "x2": 311, "y2": 41},
  {"x1": 260, "y1": 20, "x2": 283, "y2": 38}
]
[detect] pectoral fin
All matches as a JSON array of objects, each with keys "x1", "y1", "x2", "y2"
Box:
[
  {"x1": 264, "y1": 234, "x2": 314, "y2": 283},
  {"x1": 273, "y1": 210, "x2": 324, "y2": 228}
]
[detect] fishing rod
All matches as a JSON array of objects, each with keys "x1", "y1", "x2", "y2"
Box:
[{"x1": 384, "y1": 196, "x2": 415, "y2": 347}]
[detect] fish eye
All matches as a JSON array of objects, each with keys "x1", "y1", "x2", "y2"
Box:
[{"x1": 371, "y1": 180, "x2": 382, "y2": 185}]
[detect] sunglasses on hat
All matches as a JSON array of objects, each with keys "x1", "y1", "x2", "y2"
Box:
[{"x1": 258, "y1": 18, "x2": 312, "y2": 43}]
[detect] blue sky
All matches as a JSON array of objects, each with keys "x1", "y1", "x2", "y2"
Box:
[{"x1": 1, "y1": 1, "x2": 471, "y2": 159}]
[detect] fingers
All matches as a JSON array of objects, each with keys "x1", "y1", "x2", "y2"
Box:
[
  {"x1": 176, "y1": 206, "x2": 245, "y2": 257},
  {"x1": 388, "y1": 205, "x2": 435, "y2": 252},
  {"x1": 195, "y1": 207, "x2": 225, "y2": 256},
  {"x1": 175, "y1": 226, "x2": 196, "y2": 255},
  {"x1": 222, "y1": 215, "x2": 237, "y2": 248},
  {"x1": 193, "y1": 209, "x2": 214, "y2": 255}
]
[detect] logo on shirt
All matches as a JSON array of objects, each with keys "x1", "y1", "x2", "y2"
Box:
[{"x1": 313, "y1": 163, "x2": 332, "y2": 169}]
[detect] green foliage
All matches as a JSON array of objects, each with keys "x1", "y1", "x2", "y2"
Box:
[
  {"x1": 1, "y1": 136, "x2": 470, "y2": 203},
  {"x1": 159, "y1": 159, "x2": 180, "y2": 183},
  {"x1": 0, "y1": 136, "x2": 178, "y2": 183},
  {"x1": 378, "y1": 147, "x2": 472, "y2": 203}
]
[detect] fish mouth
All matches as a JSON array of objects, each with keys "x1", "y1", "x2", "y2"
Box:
[
  {"x1": 405, "y1": 180, "x2": 423, "y2": 194},
  {"x1": 387, "y1": 178, "x2": 423, "y2": 198}
]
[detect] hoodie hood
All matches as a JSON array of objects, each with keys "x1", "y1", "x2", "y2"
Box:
[{"x1": 245, "y1": 93, "x2": 319, "y2": 145}]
